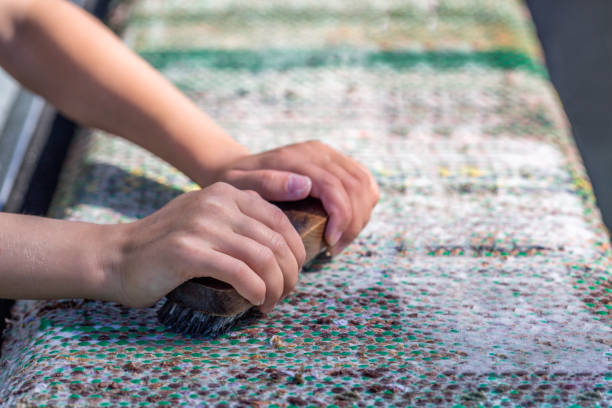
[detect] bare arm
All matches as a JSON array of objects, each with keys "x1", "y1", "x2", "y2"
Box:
[
  {"x1": 0, "y1": 0, "x2": 248, "y2": 185},
  {"x1": 0, "y1": 0, "x2": 378, "y2": 307},
  {"x1": 0, "y1": 212, "x2": 119, "y2": 301}
]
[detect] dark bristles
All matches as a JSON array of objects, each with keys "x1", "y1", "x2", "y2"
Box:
[{"x1": 157, "y1": 299, "x2": 260, "y2": 338}]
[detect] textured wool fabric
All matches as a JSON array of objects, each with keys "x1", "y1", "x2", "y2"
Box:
[{"x1": 1, "y1": 0, "x2": 610, "y2": 406}]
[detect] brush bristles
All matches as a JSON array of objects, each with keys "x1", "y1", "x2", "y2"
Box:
[{"x1": 157, "y1": 299, "x2": 258, "y2": 337}]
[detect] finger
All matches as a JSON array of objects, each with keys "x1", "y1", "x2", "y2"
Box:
[
  {"x1": 214, "y1": 232, "x2": 285, "y2": 314},
  {"x1": 325, "y1": 162, "x2": 365, "y2": 254},
  {"x1": 236, "y1": 191, "x2": 306, "y2": 269},
  {"x1": 233, "y1": 214, "x2": 299, "y2": 299},
  {"x1": 354, "y1": 161, "x2": 380, "y2": 207},
  {"x1": 327, "y1": 157, "x2": 379, "y2": 252},
  {"x1": 192, "y1": 249, "x2": 266, "y2": 307},
  {"x1": 302, "y1": 165, "x2": 352, "y2": 247},
  {"x1": 223, "y1": 169, "x2": 312, "y2": 201}
]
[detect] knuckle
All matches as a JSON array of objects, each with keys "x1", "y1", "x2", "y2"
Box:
[
  {"x1": 225, "y1": 262, "x2": 258, "y2": 295},
  {"x1": 267, "y1": 231, "x2": 286, "y2": 254},
  {"x1": 306, "y1": 140, "x2": 326, "y2": 150},
  {"x1": 190, "y1": 189, "x2": 212, "y2": 207},
  {"x1": 208, "y1": 181, "x2": 233, "y2": 195},
  {"x1": 199, "y1": 198, "x2": 226, "y2": 217},
  {"x1": 355, "y1": 166, "x2": 371, "y2": 185},
  {"x1": 188, "y1": 190, "x2": 210, "y2": 209},
  {"x1": 344, "y1": 174, "x2": 361, "y2": 191},
  {"x1": 319, "y1": 174, "x2": 342, "y2": 191},
  {"x1": 256, "y1": 246, "x2": 276, "y2": 269},
  {"x1": 269, "y1": 205, "x2": 288, "y2": 229},
  {"x1": 232, "y1": 262, "x2": 253, "y2": 282},
  {"x1": 331, "y1": 196, "x2": 353, "y2": 219},
  {"x1": 276, "y1": 146, "x2": 294, "y2": 161},
  {"x1": 206, "y1": 181, "x2": 223, "y2": 193},
  {"x1": 192, "y1": 216, "x2": 215, "y2": 235},
  {"x1": 325, "y1": 199, "x2": 352, "y2": 229}
]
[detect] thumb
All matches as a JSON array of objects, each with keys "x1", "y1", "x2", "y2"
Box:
[{"x1": 223, "y1": 169, "x2": 312, "y2": 201}]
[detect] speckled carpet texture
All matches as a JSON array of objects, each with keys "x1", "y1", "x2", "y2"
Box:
[{"x1": 1, "y1": 0, "x2": 610, "y2": 406}]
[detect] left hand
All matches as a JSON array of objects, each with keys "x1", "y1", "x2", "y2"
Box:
[{"x1": 211, "y1": 140, "x2": 379, "y2": 255}]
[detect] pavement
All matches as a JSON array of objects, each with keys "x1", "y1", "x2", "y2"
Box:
[{"x1": 527, "y1": 0, "x2": 612, "y2": 232}]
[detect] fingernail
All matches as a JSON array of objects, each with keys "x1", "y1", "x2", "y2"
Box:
[
  {"x1": 329, "y1": 229, "x2": 342, "y2": 247},
  {"x1": 287, "y1": 175, "x2": 311, "y2": 196}
]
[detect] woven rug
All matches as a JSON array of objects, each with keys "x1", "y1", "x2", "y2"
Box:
[{"x1": 1, "y1": 0, "x2": 610, "y2": 406}]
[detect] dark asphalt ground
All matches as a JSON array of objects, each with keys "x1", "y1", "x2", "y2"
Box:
[{"x1": 527, "y1": 0, "x2": 612, "y2": 231}]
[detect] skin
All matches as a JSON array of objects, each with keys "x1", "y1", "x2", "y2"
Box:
[{"x1": 0, "y1": 0, "x2": 379, "y2": 312}]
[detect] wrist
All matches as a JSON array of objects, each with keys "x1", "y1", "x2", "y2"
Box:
[
  {"x1": 187, "y1": 139, "x2": 250, "y2": 187},
  {"x1": 92, "y1": 222, "x2": 131, "y2": 304}
]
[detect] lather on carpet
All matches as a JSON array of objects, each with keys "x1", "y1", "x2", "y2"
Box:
[{"x1": 0, "y1": 0, "x2": 610, "y2": 406}]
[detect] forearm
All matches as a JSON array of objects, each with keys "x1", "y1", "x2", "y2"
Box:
[
  {"x1": 0, "y1": 213, "x2": 121, "y2": 301},
  {"x1": 0, "y1": 0, "x2": 247, "y2": 185}
]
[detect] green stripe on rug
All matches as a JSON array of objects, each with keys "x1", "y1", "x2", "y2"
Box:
[
  {"x1": 128, "y1": 5, "x2": 523, "y2": 26},
  {"x1": 140, "y1": 48, "x2": 547, "y2": 76}
]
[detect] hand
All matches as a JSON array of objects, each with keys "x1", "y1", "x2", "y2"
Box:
[
  {"x1": 108, "y1": 182, "x2": 305, "y2": 313},
  {"x1": 212, "y1": 141, "x2": 379, "y2": 255}
]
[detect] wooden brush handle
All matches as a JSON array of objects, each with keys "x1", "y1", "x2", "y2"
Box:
[{"x1": 165, "y1": 197, "x2": 328, "y2": 316}]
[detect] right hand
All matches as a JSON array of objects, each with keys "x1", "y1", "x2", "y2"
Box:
[{"x1": 107, "y1": 182, "x2": 306, "y2": 313}]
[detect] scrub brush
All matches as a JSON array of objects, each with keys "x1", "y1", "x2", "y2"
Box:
[{"x1": 157, "y1": 197, "x2": 328, "y2": 337}]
